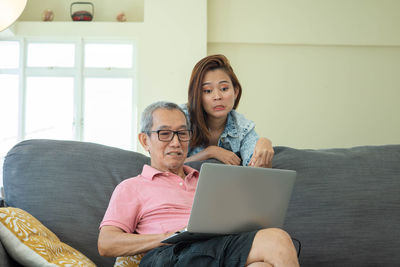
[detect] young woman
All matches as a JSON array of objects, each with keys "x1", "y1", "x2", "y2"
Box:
[{"x1": 182, "y1": 54, "x2": 274, "y2": 168}]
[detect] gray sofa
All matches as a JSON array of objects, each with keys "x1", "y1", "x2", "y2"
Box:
[{"x1": 1, "y1": 139, "x2": 399, "y2": 266}]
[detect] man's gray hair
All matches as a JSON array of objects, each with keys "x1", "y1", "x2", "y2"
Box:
[{"x1": 140, "y1": 101, "x2": 190, "y2": 133}]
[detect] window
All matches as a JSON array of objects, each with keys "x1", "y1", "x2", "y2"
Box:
[
  {"x1": 84, "y1": 43, "x2": 133, "y2": 68},
  {"x1": 25, "y1": 77, "x2": 75, "y2": 140},
  {"x1": 0, "y1": 39, "x2": 136, "y2": 189},
  {"x1": 0, "y1": 74, "x2": 19, "y2": 161},
  {"x1": 83, "y1": 78, "x2": 133, "y2": 148},
  {"x1": 27, "y1": 43, "x2": 75, "y2": 67},
  {"x1": 0, "y1": 41, "x2": 20, "y2": 68}
]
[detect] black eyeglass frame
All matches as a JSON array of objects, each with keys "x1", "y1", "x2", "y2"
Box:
[{"x1": 148, "y1": 129, "x2": 192, "y2": 142}]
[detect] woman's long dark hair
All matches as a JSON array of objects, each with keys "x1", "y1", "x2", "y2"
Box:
[{"x1": 187, "y1": 54, "x2": 242, "y2": 147}]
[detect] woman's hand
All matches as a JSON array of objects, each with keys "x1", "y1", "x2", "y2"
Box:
[
  {"x1": 249, "y1": 137, "x2": 274, "y2": 168},
  {"x1": 205, "y1": 146, "x2": 241, "y2": 165}
]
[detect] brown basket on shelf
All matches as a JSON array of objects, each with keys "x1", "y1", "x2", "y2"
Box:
[{"x1": 70, "y1": 2, "x2": 94, "y2": 21}]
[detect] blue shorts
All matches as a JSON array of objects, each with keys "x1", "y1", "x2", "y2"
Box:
[{"x1": 139, "y1": 230, "x2": 257, "y2": 267}]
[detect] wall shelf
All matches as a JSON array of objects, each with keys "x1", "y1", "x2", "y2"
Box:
[
  {"x1": 18, "y1": 0, "x2": 144, "y2": 23},
  {"x1": 12, "y1": 21, "x2": 144, "y2": 38}
]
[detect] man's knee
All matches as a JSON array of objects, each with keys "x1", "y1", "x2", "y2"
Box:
[
  {"x1": 247, "y1": 228, "x2": 299, "y2": 266},
  {"x1": 256, "y1": 228, "x2": 293, "y2": 246},
  {"x1": 253, "y1": 228, "x2": 297, "y2": 256}
]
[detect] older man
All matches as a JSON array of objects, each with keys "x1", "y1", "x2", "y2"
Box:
[{"x1": 98, "y1": 101, "x2": 299, "y2": 267}]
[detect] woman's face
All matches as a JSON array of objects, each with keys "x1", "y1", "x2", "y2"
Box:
[{"x1": 201, "y1": 69, "x2": 238, "y2": 120}]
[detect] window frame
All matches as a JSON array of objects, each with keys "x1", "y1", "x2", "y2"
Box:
[{"x1": 0, "y1": 38, "x2": 138, "y2": 185}]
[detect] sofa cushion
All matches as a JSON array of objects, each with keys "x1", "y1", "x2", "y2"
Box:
[
  {"x1": 273, "y1": 145, "x2": 400, "y2": 267},
  {"x1": 0, "y1": 207, "x2": 95, "y2": 266},
  {"x1": 114, "y1": 255, "x2": 143, "y2": 267}
]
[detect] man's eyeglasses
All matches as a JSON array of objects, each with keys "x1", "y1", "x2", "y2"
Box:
[{"x1": 149, "y1": 130, "x2": 192, "y2": 142}]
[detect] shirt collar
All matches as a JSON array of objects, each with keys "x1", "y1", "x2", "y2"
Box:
[{"x1": 141, "y1": 164, "x2": 199, "y2": 180}]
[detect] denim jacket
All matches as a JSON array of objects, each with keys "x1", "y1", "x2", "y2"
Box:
[{"x1": 181, "y1": 105, "x2": 259, "y2": 166}]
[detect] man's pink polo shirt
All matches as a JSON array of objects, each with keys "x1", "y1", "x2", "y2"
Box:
[{"x1": 100, "y1": 164, "x2": 199, "y2": 234}]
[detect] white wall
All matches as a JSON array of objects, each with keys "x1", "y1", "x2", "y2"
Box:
[
  {"x1": 138, "y1": 0, "x2": 207, "y2": 112},
  {"x1": 6, "y1": 0, "x2": 400, "y2": 150},
  {"x1": 208, "y1": 0, "x2": 400, "y2": 148}
]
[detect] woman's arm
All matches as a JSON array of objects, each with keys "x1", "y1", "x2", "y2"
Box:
[
  {"x1": 240, "y1": 126, "x2": 274, "y2": 168},
  {"x1": 185, "y1": 145, "x2": 241, "y2": 165},
  {"x1": 249, "y1": 137, "x2": 274, "y2": 168},
  {"x1": 98, "y1": 226, "x2": 174, "y2": 257}
]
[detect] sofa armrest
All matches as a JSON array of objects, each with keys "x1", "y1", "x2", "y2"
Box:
[{"x1": 0, "y1": 186, "x2": 5, "y2": 207}]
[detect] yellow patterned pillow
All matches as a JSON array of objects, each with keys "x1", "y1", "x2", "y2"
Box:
[
  {"x1": 114, "y1": 254, "x2": 144, "y2": 267},
  {"x1": 0, "y1": 207, "x2": 96, "y2": 267}
]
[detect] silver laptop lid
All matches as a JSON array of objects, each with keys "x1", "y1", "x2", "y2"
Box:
[{"x1": 187, "y1": 163, "x2": 296, "y2": 234}]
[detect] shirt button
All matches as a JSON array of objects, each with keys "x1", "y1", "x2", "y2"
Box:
[{"x1": 179, "y1": 182, "x2": 183, "y2": 186}]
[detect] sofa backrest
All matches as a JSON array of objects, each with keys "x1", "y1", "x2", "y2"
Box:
[
  {"x1": 274, "y1": 145, "x2": 400, "y2": 266},
  {"x1": 4, "y1": 140, "x2": 400, "y2": 266}
]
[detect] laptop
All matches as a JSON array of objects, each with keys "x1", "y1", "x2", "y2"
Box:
[{"x1": 161, "y1": 163, "x2": 296, "y2": 243}]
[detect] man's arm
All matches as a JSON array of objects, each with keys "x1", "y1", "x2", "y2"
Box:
[{"x1": 98, "y1": 225, "x2": 173, "y2": 257}]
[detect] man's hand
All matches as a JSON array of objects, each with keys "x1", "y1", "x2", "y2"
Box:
[{"x1": 249, "y1": 138, "x2": 274, "y2": 168}]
